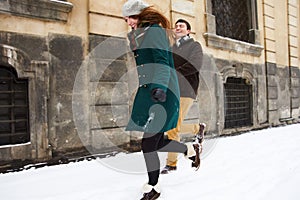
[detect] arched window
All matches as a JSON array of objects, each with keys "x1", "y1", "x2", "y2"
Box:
[{"x1": 0, "y1": 66, "x2": 30, "y2": 145}]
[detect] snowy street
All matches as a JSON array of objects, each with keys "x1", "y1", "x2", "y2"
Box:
[{"x1": 1, "y1": 124, "x2": 300, "y2": 200}]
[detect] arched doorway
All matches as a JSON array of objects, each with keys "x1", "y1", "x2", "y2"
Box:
[
  {"x1": 224, "y1": 77, "x2": 253, "y2": 128},
  {"x1": 0, "y1": 66, "x2": 29, "y2": 145}
]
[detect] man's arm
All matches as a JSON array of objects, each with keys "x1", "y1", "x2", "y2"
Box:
[{"x1": 176, "y1": 42, "x2": 203, "y2": 76}]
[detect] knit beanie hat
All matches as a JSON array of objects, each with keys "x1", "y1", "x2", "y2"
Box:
[{"x1": 122, "y1": 0, "x2": 150, "y2": 17}]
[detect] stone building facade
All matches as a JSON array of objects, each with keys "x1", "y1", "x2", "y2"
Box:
[{"x1": 0, "y1": 0, "x2": 299, "y2": 168}]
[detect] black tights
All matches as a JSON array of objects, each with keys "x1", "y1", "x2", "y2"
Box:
[{"x1": 141, "y1": 132, "x2": 187, "y2": 186}]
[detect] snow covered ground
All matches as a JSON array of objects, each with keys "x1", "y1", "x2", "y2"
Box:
[{"x1": 1, "y1": 124, "x2": 300, "y2": 200}]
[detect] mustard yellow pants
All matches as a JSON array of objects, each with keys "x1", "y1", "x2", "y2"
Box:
[{"x1": 166, "y1": 97, "x2": 200, "y2": 167}]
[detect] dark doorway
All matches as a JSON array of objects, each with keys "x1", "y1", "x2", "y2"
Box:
[{"x1": 0, "y1": 66, "x2": 30, "y2": 145}]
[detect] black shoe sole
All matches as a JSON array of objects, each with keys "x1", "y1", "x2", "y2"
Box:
[{"x1": 140, "y1": 192, "x2": 160, "y2": 200}]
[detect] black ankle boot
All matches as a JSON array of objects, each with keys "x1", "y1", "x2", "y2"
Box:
[
  {"x1": 140, "y1": 183, "x2": 160, "y2": 200},
  {"x1": 160, "y1": 165, "x2": 177, "y2": 174},
  {"x1": 140, "y1": 188, "x2": 160, "y2": 200}
]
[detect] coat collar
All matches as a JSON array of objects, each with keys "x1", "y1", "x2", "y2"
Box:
[
  {"x1": 128, "y1": 23, "x2": 151, "y2": 51},
  {"x1": 175, "y1": 35, "x2": 193, "y2": 47}
]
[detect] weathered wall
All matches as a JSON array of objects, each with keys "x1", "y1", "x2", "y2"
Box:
[
  {"x1": 0, "y1": 0, "x2": 87, "y2": 162},
  {"x1": 0, "y1": 0, "x2": 299, "y2": 168},
  {"x1": 263, "y1": 0, "x2": 300, "y2": 125},
  {"x1": 0, "y1": 31, "x2": 85, "y2": 161}
]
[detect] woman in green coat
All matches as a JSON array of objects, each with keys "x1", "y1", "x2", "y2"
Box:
[
  {"x1": 122, "y1": 1, "x2": 201, "y2": 199},
  {"x1": 125, "y1": 20, "x2": 179, "y2": 133}
]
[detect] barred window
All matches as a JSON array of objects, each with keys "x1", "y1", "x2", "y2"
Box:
[
  {"x1": 212, "y1": 0, "x2": 257, "y2": 43},
  {"x1": 224, "y1": 77, "x2": 252, "y2": 128},
  {"x1": 0, "y1": 66, "x2": 30, "y2": 146}
]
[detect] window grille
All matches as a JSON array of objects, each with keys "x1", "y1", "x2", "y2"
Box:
[
  {"x1": 212, "y1": 0, "x2": 251, "y2": 43},
  {"x1": 0, "y1": 66, "x2": 30, "y2": 145},
  {"x1": 224, "y1": 77, "x2": 252, "y2": 128}
]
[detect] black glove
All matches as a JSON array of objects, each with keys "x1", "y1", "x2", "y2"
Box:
[{"x1": 151, "y1": 88, "x2": 166, "y2": 102}]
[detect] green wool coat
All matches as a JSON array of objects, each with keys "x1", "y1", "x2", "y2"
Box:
[{"x1": 126, "y1": 24, "x2": 180, "y2": 133}]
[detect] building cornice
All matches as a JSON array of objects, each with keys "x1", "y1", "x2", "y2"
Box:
[{"x1": 0, "y1": 0, "x2": 73, "y2": 22}]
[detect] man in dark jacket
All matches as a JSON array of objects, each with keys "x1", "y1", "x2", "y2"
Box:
[{"x1": 161, "y1": 19, "x2": 206, "y2": 174}]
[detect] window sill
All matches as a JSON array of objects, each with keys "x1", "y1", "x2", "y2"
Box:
[
  {"x1": 0, "y1": 0, "x2": 73, "y2": 22},
  {"x1": 203, "y1": 33, "x2": 264, "y2": 57}
]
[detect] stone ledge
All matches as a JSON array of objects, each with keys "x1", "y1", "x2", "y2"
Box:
[
  {"x1": 203, "y1": 33, "x2": 264, "y2": 57},
  {"x1": 0, "y1": 0, "x2": 73, "y2": 22}
]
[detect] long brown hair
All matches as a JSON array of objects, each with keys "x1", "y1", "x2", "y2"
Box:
[
  {"x1": 137, "y1": 7, "x2": 175, "y2": 44},
  {"x1": 137, "y1": 7, "x2": 170, "y2": 28}
]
